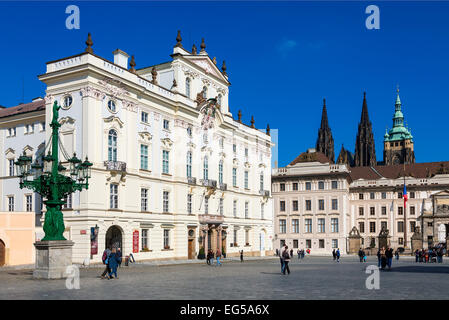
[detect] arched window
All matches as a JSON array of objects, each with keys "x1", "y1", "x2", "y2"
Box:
[
  {"x1": 186, "y1": 151, "x2": 192, "y2": 178},
  {"x1": 108, "y1": 129, "x2": 117, "y2": 161},
  {"x1": 186, "y1": 78, "x2": 191, "y2": 98},
  {"x1": 203, "y1": 156, "x2": 209, "y2": 180},
  {"x1": 218, "y1": 160, "x2": 223, "y2": 184},
  {"x1": 202, "y1": 86, "x2": 207, "y2": 99}
]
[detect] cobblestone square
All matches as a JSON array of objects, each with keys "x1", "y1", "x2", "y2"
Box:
[{"x1": 1, "y1": 256, "x2": 449, "y2": 300}]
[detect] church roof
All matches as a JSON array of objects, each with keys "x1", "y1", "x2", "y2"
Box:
[
  {"x1": 349, "y1": 161, "x2": 449, "y2": 181},
  {"x1": 384, "y1": 90, "x2": 413, "y2": 142},
  {"x1": 0, "y1": 99, "x2": 45, "y2": 119},
  {"x1": 289, "y1": 149, "x2": 332, "y2": 166}
]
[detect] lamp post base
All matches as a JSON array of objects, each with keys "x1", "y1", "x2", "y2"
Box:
[{"x1": 33, "y1": 240, "x2": 74, "y2": 279}]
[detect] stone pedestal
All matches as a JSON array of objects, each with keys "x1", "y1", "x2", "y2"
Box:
[
  {"x1": 33, "y1": 240, "x2": 74, "y2": 279},
  {"x1": 411, "y1": 227, "x2": 423, "y2": 253}
]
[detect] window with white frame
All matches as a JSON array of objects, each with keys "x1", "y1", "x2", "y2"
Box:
[
  {"x1": 163, "y1": 191, "x2": 169, "y2": 213},
  {"x1": 185, "y1": 78, "x2": 191, "y2": 98},
  {"x1": 110, "y1": 184, "x2": 118, "y2": 209},
  {"x1": 332, "y1": 239, "x2": 338, "y2": 249},
  {"x1": 318, "y1": 218, "x2": 325, "y2": 233},
  {"x1": 318, "y1": 181, "x2": 324, "y2": 189},
  {"x1": 218, "y1": 160, "x2": 223, "y2": 184},
  {"x1": 260, "y1": 173, "x2": 264, "y2": 191},
  {"x1": 141, "y1": 111, "x2": 149, "y2": 123},
  {"x1": 141, "y1": 229, "x2": 148, "y2": 250},
  {"x1": 8, "y1": 196, "x2": 14, "y2": 212},
  {"x1": 203, "y1": 132, "x2": 208, "y2": 144},
  {"x1": 187, "y1": 194, "x2": 192, "y2": 214},
  {"x1": 234, "y1": 229, "x2": 238, "y2": 245},
  {"x1": 245, "y1": 148, "x2": 248, "y2": 157},
  {"x1": 140, "y1": 145, "x2": 148, "y2": 170},
  {"x1": 245, "y1": 201, "x2": 249, "y2": 218},
  {"x1": 107, "y1": 100, "x2": 116, "y2": 113},
  {"x1": 108, "y1": 129, "x2": 118, "y2": 161},
  {"x1": 203, "y1": 156, "x2": 209, "y2": 180},
  {"x1": 204, "y1": 197, "x2": 209, "y2": 214},
  {"x1": 292, "y1": 219, "x2": 299, "y2": 233},
  {"x1": 245, "y1": 230, "x2": 249, "y2": 245},
  {"x1": 163, "y1": 119, "x2": 170, "y2": 130},
  {"x1": 244, "y1": 171, "x2": 249, "y2": 189},
  {"x1": 26, "y1": 195, "x2": 32, "y2": 212},
  {"x1": 233, "y1": 200, "x2": 237, "y2": 217},
  {"x1": 219, "y1": 198, "x2": 224, "y2": 215},
  {"x1": 305, "y1": 182, "x2": 311, "y2": 190},
  {"x1": 219, "y1": 137, "x2": 224, "y2": 149},
  {"x1": 141, "y1": 188, "x2": 148, "y2": 212},
  {"x1": 9, "y1": 159, "x2": 14, "y2": 176},
  {"x1": 63, "y1": 193, "x2": 72, "y2": 209},
  {"x1": 163, "y1": 229, "x2": 170, "y2": 248},
  {"x1": 202, "y1": 86, "x2": 207, "y2": 98},
  {"x1": 233, "y1": 144, "x2": 236, "y2": 153},
  {"x1": 332, "y1": 199, "x2": 338, "y2": 210},
  {"x1": 217, "y1": 94, "x2": 222, "y2": 106},
  {"x1": 232, "y1": 168, "x2": 237, "y2": 187},
  {"x1": 162, "y1": 150, "x2": 169, "y2": 174},
  {"x1": 331, "y1": 180, "x2": 338, "y2": 189},
  {"x1": 305, "y1": 219, "x2": 312, "y2": 233},
  {"x1": 331, "y1": 218, "x2": 339, "y2": 233},
  {"x1": 261, "y1": 203, "x2": 264, "y2": 219},
  {"x1": 279, "y1": 219, "x2": 286, "y2": 233},
  {"x1": 186, "y1": 152, "x2": 192, "y2": 178}
]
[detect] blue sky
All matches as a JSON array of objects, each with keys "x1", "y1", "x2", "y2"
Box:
[{"x1": 0, "y1": 1, "x2": 448, "y2": 167}]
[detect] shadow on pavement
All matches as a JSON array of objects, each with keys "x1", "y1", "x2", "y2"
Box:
[{"x1": 388, "y1": 265, "x2": 449, "y2": 274}]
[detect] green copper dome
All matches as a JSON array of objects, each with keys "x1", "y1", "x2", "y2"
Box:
[{"x1": 384, "y1": 90, "x2": 413, "y2": 142}]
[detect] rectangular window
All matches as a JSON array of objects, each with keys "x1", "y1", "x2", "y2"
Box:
[
  {"x1": 244, "y1": 148, "x2": 248, "y2": 157},
  {"x1": 410, "y1": 221, "x2": 416, "y2": 233},
  {"x1": 110, "y1": 184, "x2": 118, "y2": 209},
  {"x1": 331, "y1": 218, "x2": 339, "y2": 233},
  {"x1": 397, "y1": 221, "x2": 404, "y2": 233},
  {"x1": 381, "y1": 221, "x2": 387, "y2": 230},
  {"x1": 163, "y1": 119, "x2": 170, "y2": 130},
  {"x1": 204, "y1": 197, "x2": 209, "y2": 214},
  {"x1": 140, "y1": 145, "x2": 148, "y2": 170},
  {"x1": 370, "y1": 222, "x2": 376, "y2": 233},
  {"x1": 234, "y1": 229, "x2": 238, "y2": 245},
  {"x1": 410, "y1": 206, "x2": 415, "y2": 215},
  {"x1": 261, "y1": 203, "x2": 264, "y2": 219},
  {"x1": 398, "y1": 237, "x2": 404, "y2": 245},
  {"x1": 305, "y1": 200, "x2": 312, "y2": 211},
  {"x1": 398, "y1": 192, "x2": 402, "y2": 199},
  {"x1": 318, "y1": 181, "x2": 324, "y2": 190},
  {"x1": 245, "y1": 201, "x2": 249, "y2": 219},
  {"x1": 332, "y1": 239, "x2": 338, "y2": 249},
  {"x1": 233, "y1": 144, "x2": 236, "y2": 153},
  {"x1": 141, "y1": 111, "x2": 149, "y2": 123},
  {"x1": 232, "y1": 168, "x2": 237, "y2": 187},
  {"x1": 318, "y1": 218, "x2": 325, "y2": 233},
  {"x1": 141, "y1": 188, "x2": 148, "y2": 212},
  {"x1": 8, "y1": 196, "x2": 14, "y2": 212},
  {"x1": 245, "y1": 230, "x2": 249, "y2": 245},
  {"x1": 292, "y1": 219, "x2": 299, "y2": 233},
  {"x1": 370, "y1": 192, "x2": 375, "y2": 200},
  {"x1": 141, "y1": 229, "x2": 148, "y2": 250},
  {"x1": 280, "y1": 183, "x2": 285, "y2": 191},
  {"x1": 292, "y1": 200, "x2": 298, "y2": 211},
  {"x1": 319, "y1": 239, "x2": 325, "y2": 248},
  {"x1": 382, "y1": 206, "x2": 387, "y2": 215},
  {"x1": 41, "y1": 122, "x2": 45, "y2": 131},
  {"x1": 306, "y1": 239, "x2": 312, "y2": 249},
  {"x1": 305, "y1": 219, "x2": 312, "y2": 233},
  {"x1": 359, "y1": 193, "x2": 364, "y2": 200},
  {"x1": 410, "y1": 191, "x2": 415, "y2": 199},
  {"x1": 279, "y1": 219, "x2": 286, "y2": 234},
  {"x1": 318, "y1": 199, "x2": 324, "y2": 211},
  {"x1": 280, "y1": 201, "x2": 285, "y2": 212},
  {"x1": 305, "y1": 182, "x2": 311, "y2": 190},
  {"x1": 398, "y1": 207, "x2": 403, "y2": 215},
  {"x1": 259, "y1": 173, "x2": 263, "y2": 191},
  {"x1": 293, "y1": 183, "x2": 298, "y2": 191},
  {"x1": 244, "y1": 171, "x2": 249, "y2": 189},
  {"x1": 187, "y1": 194, "x2": 192, "y2": 214},
  {"x1": 331, "y1": 181, "x2": 338, "y2": 189},
  {"x1": 162, "y1": 150, "x2": 169, "y2": 174},
  {"x1": 381, "y1": 192, "x2": 387, "y2": 199},
  {"x1": 359, "y1": 222, "x2": 365, "y2": 233},
  {"x1": 163, "y1": 229, "x2": 170, "y2": 248},
  {"x1": 163, "y1": 191, "x2": 169, "y2": 213},
  {"x1": 233, "y1": 200, "x2": 237, "y2": 217},
  {"x1": 9, "y1": 159, "x2": 14, "y2": 176},
  {"x1": 220, "y1": 198, "x2": 224, "y2": 216},
  {"x1": 359, "y1": 207, "x2": 364, "y2": 216},
  {"x1": 332, "y1": 199, "x2": 338, "y2": 210},
  {"x1": 370, "y1": 207, "x2": 375, "y2": 216},
  {"x1": 63, "y1": 194, "x2": 72, "y2": 209},
  {"x1": 293, "y1": 240, "x2": 298, "y2": 249},
  {"x1": 26, "y1": 195, "x2": 33, "y2": 212}
]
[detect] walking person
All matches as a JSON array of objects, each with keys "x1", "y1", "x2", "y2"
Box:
[
  {"x1": 117, "y1": 248, "x2": 122, "y2": 267},
  {"x1": 240, "y1": 250, "x2": 244, "y2": 262},
  {"x1": 415, "y1": 249, "x2": 419, "y2": 263},
  {"x1": 216, "y1": 248, "x2": 222, "y2": 266},
  {"x1": 358, "y1": 248, "x2": 363, "y2": 262},
  {"x1": 107, "y1": 248, "x2": 121, "y2": 279},
  {"x1": 282, "y1": 246, "x2": 291, "y2": 275},
  {"x1": 336, "y1": 248, "x2": 341, "y2": 262},
  {"x1": 386, "y1": 247, "x2": 394, "y2": 270},
  {"x1": 100, "y1": 246, "x2": 112, "y2": 279},
  {"x1": 380, "y1": 247, "x2": 387, "y2": 270},
  {"x1": 332, "y1": 249, "x2": 336, "y2": 261},
  {"x1": 394, "y1": 249, "x2": 399, "y2": 261},
  {"x1": 297, "y1": 249, "x2": 300, "y2": 260},
  {"x1": 280, "y1": 244, "x2": 287, "y2": 272},
  {"x1": 377, "y1": 248, "x2": 381, "y2": 268}
]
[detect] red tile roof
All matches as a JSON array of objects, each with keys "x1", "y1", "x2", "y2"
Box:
[
  {"x1": 349, "y1": 161, "x2": 449, "y2": 180},
  {"x1": 0, "y1": 99, "x2": 45, "y2": 119}
]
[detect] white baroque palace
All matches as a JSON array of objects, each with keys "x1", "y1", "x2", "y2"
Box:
[{"x1": 0, "y1": 33, "x2": 273, "y2": 264}]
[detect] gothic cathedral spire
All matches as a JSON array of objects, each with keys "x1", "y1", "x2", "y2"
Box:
[
  {"x1": 354, "y1": 92, "x2": 377, "y2": 167},
  {"x1": 316, "y1": 98, "x2": 335, "y2": 163}
]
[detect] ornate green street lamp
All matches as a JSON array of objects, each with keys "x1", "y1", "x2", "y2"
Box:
[{"x1": 15, "y1": 101, "x2": 92, "y2": 241}]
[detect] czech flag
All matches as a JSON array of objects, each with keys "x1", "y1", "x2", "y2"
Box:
[{"x1": 403, "y1": 182, "x2": 408, "y2": 208}]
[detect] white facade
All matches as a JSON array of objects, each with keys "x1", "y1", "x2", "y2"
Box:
[{"x1": 1, "y1": 35, "x2": 273, "y2": 264}]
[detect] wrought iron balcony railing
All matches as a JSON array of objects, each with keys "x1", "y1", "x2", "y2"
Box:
[
  {"x1": 259, "y1": 190, "x2": 270, "y2": 197},
  {"x1": 200, "y1": 179, "x2": 217, "y2": 188}
]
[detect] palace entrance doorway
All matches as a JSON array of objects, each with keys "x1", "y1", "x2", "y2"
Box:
[{"x1": 105, "y1": 226, "x2": 123, "y2": 249}]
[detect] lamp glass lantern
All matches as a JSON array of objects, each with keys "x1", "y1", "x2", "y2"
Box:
[{"x1": 42, "y1": 152, "x2": 53, "y2": 174}]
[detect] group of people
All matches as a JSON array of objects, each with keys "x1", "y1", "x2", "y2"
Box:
[
  {"x1": 275, "y1": 248, "x2": 307, "y2": 260},
  {"x1": 415, "y1": 247, "x2": 445, "y2": 263},
  {"x1": 206, "y1": 249, "x2": 223, "y2": 266},
  {"x1": 331, "y1": 249, "x2": 341, "y2": 262},
  {"x1": 279, "y1": 244, "x2": 291, "y2": 275},
  {"x1": 100, "y1": 247, "x2": 123, "y2": 280},
  {"x1": 377, "y1": 246, "x2": 394, "y2": 270},
  {"x1": 357, "y1": 248, "x2": 367, "y2": 262}
]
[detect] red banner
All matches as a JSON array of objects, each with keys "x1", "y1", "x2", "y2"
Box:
[{"x1": 133, "y1": 230, "x2": 139, "y2": 253}]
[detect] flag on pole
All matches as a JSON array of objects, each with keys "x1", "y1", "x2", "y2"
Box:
[{"x1": 403, "y1": 180, "x2": 408, "y2": 209}]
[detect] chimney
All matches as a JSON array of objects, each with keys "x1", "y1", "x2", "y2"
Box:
[{"x1": 113, "y1": 49, "x2": 130, "y2": 69}]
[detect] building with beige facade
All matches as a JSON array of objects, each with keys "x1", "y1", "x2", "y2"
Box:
[{"x1": 0, "y1": 32, "x2": 273, "y2": 265}]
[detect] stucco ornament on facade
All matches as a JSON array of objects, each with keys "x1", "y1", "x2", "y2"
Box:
[
  {"x1": 98, "y1": 77, "x2": 130, "y2": 98},
  {"x1": 80, "y1": 86, "x2": 106, "y2": 101}
]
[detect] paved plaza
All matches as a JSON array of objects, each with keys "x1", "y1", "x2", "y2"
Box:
[{"x1": 1, "y1": 255, "x2": 449, "y2": 300}]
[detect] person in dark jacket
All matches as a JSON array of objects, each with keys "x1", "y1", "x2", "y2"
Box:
[
  {"x1": 282, "y1": 246, "x2": 291, "y2": 275},
  {"x1": 100, "y1": 247, "x2": 112, "y2": 279},
  {"x1": 240, "y1": 250, "x2": 244, "y2": 262},
  {"x1": 117, "y1": 248, "x2": 122, "y2": 267},
  {"x1": 377, "y1": 249, "x2": 381, "y2": 268},
  {"x1": 380, "y1": 247, "x2": 387, "y2": 270},
  {"x1": 332, "y1": 249, "x2": 336, "y2": 261},
  {"x1": 386, "y1": 247, "x2": 394, "y2": 269},
  {"x1": 107, "y1": 248, "x2": 122, "y2": 279}
]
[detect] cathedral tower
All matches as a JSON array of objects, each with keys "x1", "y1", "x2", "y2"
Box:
[
  {"x1": 383, "y1": 89, "x2": 415, "y2": 165},
  {"x1": 354, "y1": 92, "x2": 377, "y2": 167},
  {"x1": 316, "y1": 98, "x2": 335, "y2": 163}
]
